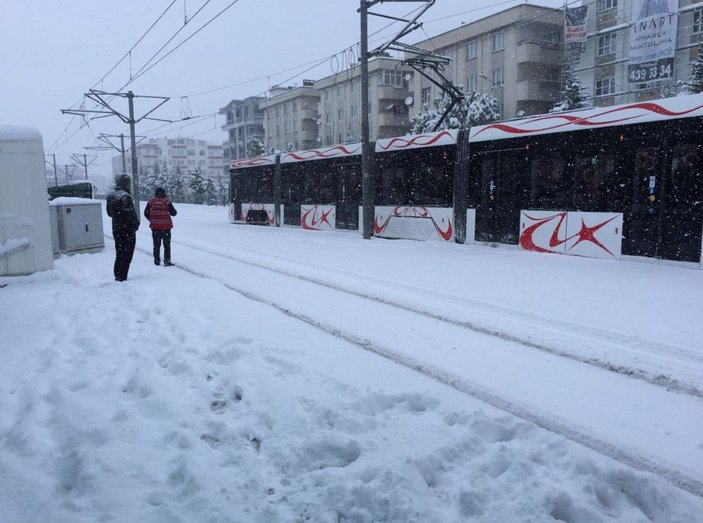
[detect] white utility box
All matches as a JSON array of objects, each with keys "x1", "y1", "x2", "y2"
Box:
[{"x1": 50, "y1": 197, "x2": 104, "y2": 254}]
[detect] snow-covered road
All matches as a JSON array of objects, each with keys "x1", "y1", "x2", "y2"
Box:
[
  {"x1": 2, "y1": 202, "x2": 702, "y2": 522},
  {"x1": 157, "y1": 206, "x2": 703, "y2": 497}
]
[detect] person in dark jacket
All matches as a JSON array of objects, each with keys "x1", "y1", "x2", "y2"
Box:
[
  {"x1": 144, "y1": 187, "x2": 177, "y2": 266},
  {"x1": 106, "y1": 174, "x2": 140, "y2": 281}
]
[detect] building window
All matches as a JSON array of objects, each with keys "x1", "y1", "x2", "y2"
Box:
[
  {"x1": 421, "y1": 87, "x2": 431, "y2": 104},
  {"x1": 543, "y1": 67, "x2": 560, "y2": 83},
  {"x1": 597, "y1": 33, "x2": 617, "y2": 56},
  {"x1": 338, "y1": 108, "x2": 344, "y2": 120},
  {"x1": 492, "y1": 32, "x2": 504, "y2": 52},
  {"x1": 492, "y1": 68, "x2": 504, "y2": 86},
  {"x1": 325, "y1": 112, "x2": 331, "y2": 123},
  {"x1": 694, "y1": 9, "x2": 703, "y2": 34},
  {"x1": 350, "y1": 80, "x2": 356, "y2": 92},
  {"x1": 382, "y1": 69, "x2": 404, "y2": 87},
  {"x1": 595, "y1": 77, "x2": 615, "y2": 96},
  {"x1": 325, "y1": 89, "x2": 330, "y2": 101},
  {"x1": 597, "y1": 0, "x2": 617, "y2": 12},
  {"x1": 467, "y1": 75, "x2": 478, "y2": 93},
  {"x1": 467, "y1": 40, "x2": 477, "y2": 59},
  {"x1": 292, "y1": 100, "x2": 297, "y2": 111},
  {"x1": 284, "y1": 103, "x2": 289, "y2": 115},
  {"x1": 351, "y1": 105, "x2": 358, "y2": 118}
]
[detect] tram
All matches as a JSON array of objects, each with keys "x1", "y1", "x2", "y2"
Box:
[{"x1": 229, "y1": 93, "x2": 703, "y2": 263}]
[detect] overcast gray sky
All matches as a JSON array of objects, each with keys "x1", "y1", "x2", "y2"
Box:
[{"x1": 1, "y1": 0, "x2": 566, "y2": 179}]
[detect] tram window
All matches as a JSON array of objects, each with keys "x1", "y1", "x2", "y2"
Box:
[
  {"x1": 304, "y1": 168, "x2": 319, "y2": 203},
  {"x1": 316, "y1": 166, "x2": 335, "y2": 204},
  {"x1": 669, "y1": 144, "x2": 703, "y2": 209},
  {"x1": 573, "y1": 155, "x2": 614, "y2": 211},
  {"x1": 531, "y1": 156, "x2": 566, "y2": 209},
  {"x1": 381, "y1": 167, "x2": 406, "y2": 204}
]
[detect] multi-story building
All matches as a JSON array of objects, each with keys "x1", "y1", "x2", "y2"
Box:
[
  {"x1": 220, "y1": 97, "x2": 265, "y2": 162},
  {"x1": 315, "y1": 57, "x2": 415, "y2": 145},
  {"x1": 258, "y1": 81, "x2": 321, "y2": 152},
  {"x1": 566, "y1": 0, "x2": 702, "y2": 106},
  {"x1": 408, "y1": 4, "x2": 563, "y2": 121},
  {"x1": 111, "y1": 137, "x2": 224, "y2": 181}
]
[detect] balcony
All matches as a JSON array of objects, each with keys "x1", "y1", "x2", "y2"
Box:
[
  {"x1": 299, "y1": 107, "x2": 319, "y2": 121},
  {"x1": 514, "y1": 41, "x2": 562, "y2": 65},
  {"x1": 376, "y1": 112, "x2": 409, "y2": 127},
  {"x1": 513, "y1": 79, "x2": 561, "y2": 103},
  {"x1": 376, "y1": 85, "x2": 410, "y2": 99}
]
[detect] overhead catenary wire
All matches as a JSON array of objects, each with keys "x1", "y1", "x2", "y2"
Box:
[{"x1": 56, "y1": 0, "x2": 659, "y2": 167}]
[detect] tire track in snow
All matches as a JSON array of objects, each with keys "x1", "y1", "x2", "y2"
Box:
[
  {"x1": 157, "y1": 253, "x2": 703, "y2": 500},
  {"x1": 159, "y1": 235, "x2": 703, "y2": 399}
]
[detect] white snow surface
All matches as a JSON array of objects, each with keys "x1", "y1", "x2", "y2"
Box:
[{"x1": 1, "y1": 203, "x2": 702, "y2": 523}]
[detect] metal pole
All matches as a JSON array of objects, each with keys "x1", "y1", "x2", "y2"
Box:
[
  {"x1": 360, "y1": 0, "x2": 373, "y2": 239},
  {"x1": 127, "y1": 91, "x2": 140, "y2": 216},
  {"x1": 52, "y1": 154, "x2": 58, "y2": 186},
  {"x1": 120, "y1": 134, "x2": 127, "y2": 174},
  {"x1": 83, "y1": 153, "x2": 88, "y2": 180}
]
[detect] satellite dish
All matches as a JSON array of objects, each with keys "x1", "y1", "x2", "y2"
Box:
[
  {"x1": 404, "y1": 96, "x2": 414, "y2": 106},
  {"x1": 404, "y1": 73, "x2": 413, "y2": 82}
]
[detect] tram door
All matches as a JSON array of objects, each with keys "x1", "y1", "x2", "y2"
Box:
[
  {"x1": 625, "y1": 138, "x2": 703, "y2": 262},
  {"x1": 475, "y1": 149, "x2": 529, "y2": 244},
  {"x1": 660, "y1": 141, "x2": 703, "y2": 261},
  {"x1": 336, "y1": 164, "x2": 361, "y2": 230},
  {"x1": 624, "y1": 143, "x2": 666, "y2": 258}
]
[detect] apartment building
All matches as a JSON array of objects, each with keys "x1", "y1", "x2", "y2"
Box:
[
  {"x1": 315, "y1": 57, "x2": 415, "y2": 145},
  {"x1": 220, "y1": 97, "x2": 265, "y2": 162},
  {"x1": 258, "y1": 81, "x2": 321, "y2": 152},
  {"x1": 566, "y1": 0, "x2": 703, "y2": 106},
  {"x1": 112, "y1": 137, "x2": 224, "y2": 180},
  {"x1": 408, "y1": 4, "x2": 563, "y2": 120}
]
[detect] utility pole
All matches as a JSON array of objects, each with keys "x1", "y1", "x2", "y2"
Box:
[
  {"x1": 70, "y1": 153, "x2": 89, "y2": 180},
  {"x1": 62, "y1": 90, "x2": 170, "y2": 216},
  {"x1": 44, "y1": 153, "x2": 58, "y2": 186},
  {"x1": 360, "y1": 0, "x2": 372, "y2": 239},
  {"x1": 127, "y1": 91, "x2": 139, "y2": 206},
  {"x1": 89, "y1": 133, "x2": 136, "y2": 175},
  {"x1": 359, "y1": 0, "x2": 436, "y2": 239}
]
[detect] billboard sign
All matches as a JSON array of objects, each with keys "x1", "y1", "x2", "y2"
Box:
[{"x1": 628, "y1": 0, "x2": 678, "y2": 83}]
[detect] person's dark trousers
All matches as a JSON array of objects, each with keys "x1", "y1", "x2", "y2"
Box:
[
  {"x1": 113, "y1": 232, "x2": 136, "y2": 281},
  {"x1": 152, "y1": 229, "x2": 172, "y2": 264}
]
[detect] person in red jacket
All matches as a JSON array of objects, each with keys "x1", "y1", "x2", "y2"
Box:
[{"x1": 144, "y1": 187, "x2": 177, "y2": 266}]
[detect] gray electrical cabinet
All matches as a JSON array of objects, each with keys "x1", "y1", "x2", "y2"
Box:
[{"x1": 51, "y1": 200, "x2": 104, "y2": 254}]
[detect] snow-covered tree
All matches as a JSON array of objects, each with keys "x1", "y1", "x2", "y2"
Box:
[
  {"x1": 682, "y1": 44, "x2": 703, "y2": 94},
  {"x1": 410, "y1": 91, "x2": 501, "y2": 133},
  {"x1": 550, "y1": 64, "x2": 590, "y2": 113},
  {"x1": 189, "y1": 168, "x2": 207, "y2": 204},
  {"x1": 204, "y1": 178, "x2": 217, "y2": 205},
  {"x1": 167, "y1": 167, "x2": 186, "y2": 203},
  {"x1": 246, "y1": 137, "x2": 266, "y2": 157}
]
